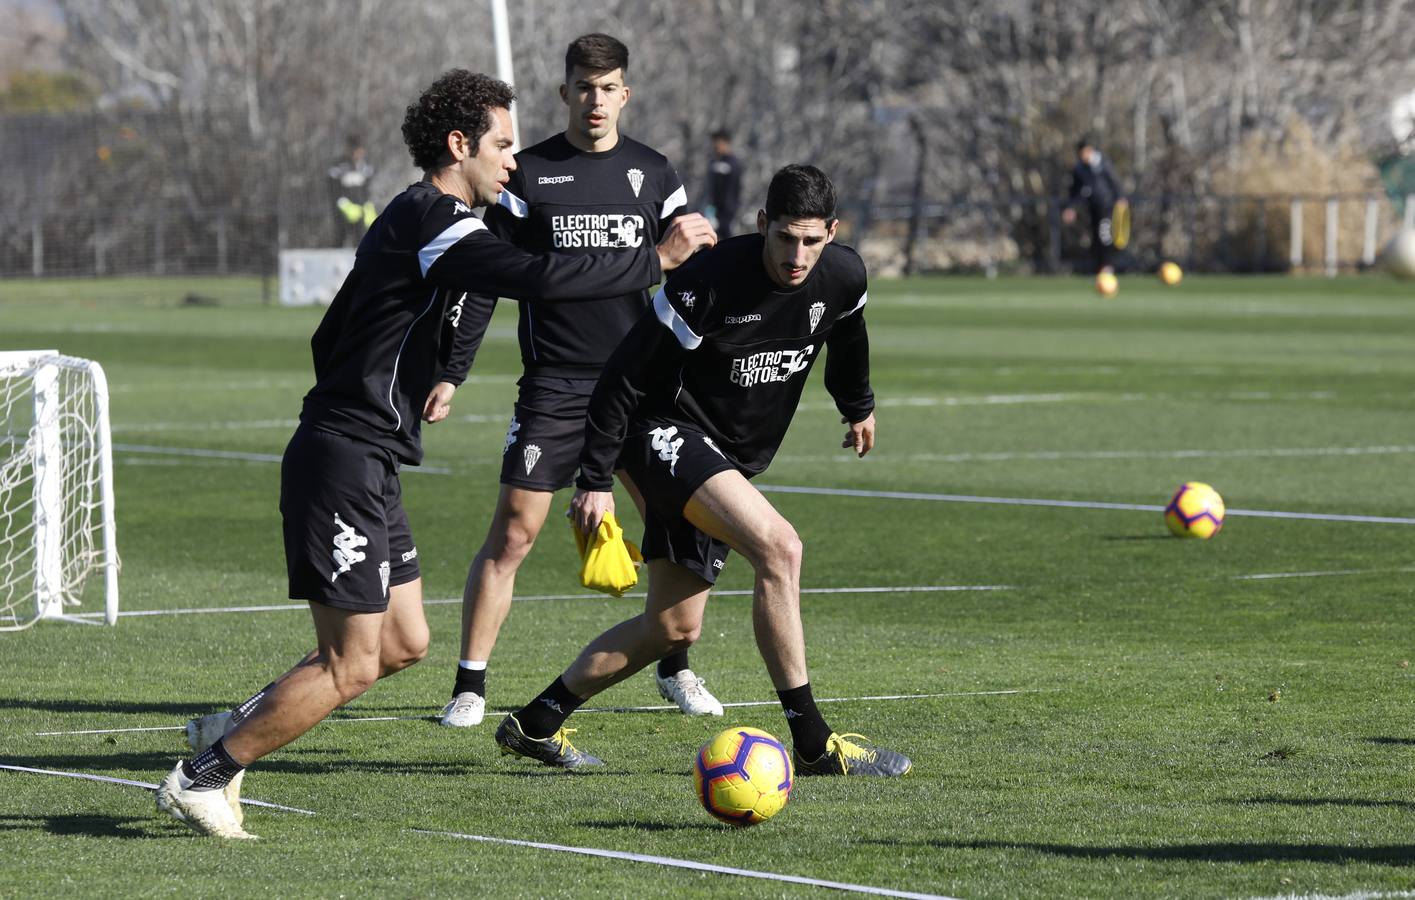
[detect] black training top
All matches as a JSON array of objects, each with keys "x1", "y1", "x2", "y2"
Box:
[
  {"x1": 442, "y1": 133, "x2": 687, "y2": 382},
  {"x1": 299, "y1": 180, "x2": 662, "y2": 465},
  {"x1": 577, "y1": 233, "x2": 874, "y2": 490},
  {"x1": 1067, "y1": 155, "x2": 1122, "y2": 216}
]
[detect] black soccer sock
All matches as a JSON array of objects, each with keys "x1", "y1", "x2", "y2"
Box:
[
  {"x1": 656, "y1": 651, "x2": 690, "y2": 679},
  {"x1": 229, "y1": 682, "x2": 274, "y2": 727},
  {"x1": 453, "y1": 663, "x2": 487, "y2": 699},
  {"x1": 180, "y1": 737, "x2": 245, "y2": 791},
  {"x1": 514, "y1": 677, "x2": 585, "y2": 739},
  {"x1": 776, "y1": 683, "x2": 833, "y2": 760}
]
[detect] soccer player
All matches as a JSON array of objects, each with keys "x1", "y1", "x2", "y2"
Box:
[
  {"x1": 437, "y1": 33, "x2": 724, "y2": 730},
  {"x1": 1062, "y1": 137, "x2": 1128, "y2": 274},
  {"x1": 159, "y1": 69, "x2": 711, "y2": 839},
  {"x1": 702, "y1": 128, "x2": 743, "y2": 235},
  {"x1": 494, "y1": 164, "x2": 912, "y2": 777}
]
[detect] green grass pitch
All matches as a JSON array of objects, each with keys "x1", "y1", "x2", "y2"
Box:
[{"x1": 2, "y1": 272, "x2": 1415, "y2": 898}]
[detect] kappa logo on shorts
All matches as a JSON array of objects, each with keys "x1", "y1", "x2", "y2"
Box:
[
  {"x1": 379, "y1": 560, "x2": 390, "y2": 598},
  {"x1": 703, "y1": 435, "x2": 726, "y2": 459},
  {"x1": 503, "y1": 416, "x2": 521, "y2": 455},
  {"x1": 331, "y1": 513, "x2": 368, "y2": 581},
  {"x1": 808, "y1": 301, "x2": 826, "y2": 332},
  {"x1": 523, "y1": 444, "x2": 543, "y2": 474},
  {"x1": 649, "y1": 426, "x2": 684, "y2": 475},
  {"x1": 627, "y1": 167, "x2": 645, "y2": 197}
]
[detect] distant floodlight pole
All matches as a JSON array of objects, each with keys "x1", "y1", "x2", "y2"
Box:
[{"x1": 490, "y1": 0, "x2": 520, "y2": 152}]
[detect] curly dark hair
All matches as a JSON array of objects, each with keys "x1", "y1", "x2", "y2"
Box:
[{"x1": 401, "y1": 70, "x2": 516, "y2": 171}]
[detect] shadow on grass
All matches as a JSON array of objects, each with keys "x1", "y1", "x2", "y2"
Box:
[
  {"x1": 1238, "y1": 795, "x2": 1415, "y2": 811},
  {"x1": 1367, "y1": 736, "x2": 1415, "y2": 746},
  {"x1": 0, "y1": 697, "x2": 222, "y2": 716},
  {"x1": 0, "y1": 813, "x2": 157, "y2": 839},
  {"x1": 580, "y1": 819, "x2": 719, "y2": 833},
  {"x1": 1101, "y1": 535, "x2": 1172, "y2": 542},
  {"x1": 867, "y1": 838, "x2": 1415, "y2": 865},
  {"x1": 0, "y1": 751, "x2": 490, "y2": 779}
]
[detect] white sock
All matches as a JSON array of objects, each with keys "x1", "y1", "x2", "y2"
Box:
[{"x1": 459, "y1": 660, "x2": 487, "y2": 670}]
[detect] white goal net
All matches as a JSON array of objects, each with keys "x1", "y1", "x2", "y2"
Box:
[{"x1": 0, "y1": 351, "x2": 119, "y2": 630}]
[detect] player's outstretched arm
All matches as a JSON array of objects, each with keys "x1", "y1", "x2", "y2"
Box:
[
  {"x1": 425, "y1": 227, "x2": 662, "y2": 303},
  {"x1": 657, "y1": 212, "x2": 717, "y2": 272}
]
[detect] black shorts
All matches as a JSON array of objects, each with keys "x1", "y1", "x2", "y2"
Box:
[
  {"x1": 620, "y1": 423, "x2": 737, "y2": 585},
  {"x1": 499, "y1": 377, "x2": 596, "y2": 491},
  {"x1": 280, "y1": 425, "x2": 420, "y2": 612}
]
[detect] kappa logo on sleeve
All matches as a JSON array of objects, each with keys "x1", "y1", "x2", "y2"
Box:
[
  {"x1": 331, "y1": 513, "x2": 368, "y2": 581},
  {"x1": 452, "y1": 200, "x2": 472, "y2": 216}
]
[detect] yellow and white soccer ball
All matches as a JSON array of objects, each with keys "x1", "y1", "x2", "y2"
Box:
[
  {"x1": 1383, "y1": 228, "x2": 1415, "y2": 280},
  {"x1": 1158, "y1": 261, "x2": 1183, "y2": 285},
  {"x1": 1164, "y1": 481, "x2": 1225, "y2": 539},
  {"x1": 693, "y1": 726, "x2": 793, "y2": 826},
  {"x1": 1095, "y1": 271, "x2": 1119, "y2": 298}
]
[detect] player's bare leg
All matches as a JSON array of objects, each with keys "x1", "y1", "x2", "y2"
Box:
[
  {"x1": 183, "y1": 580, "x2": 426, "y2": 826},
  {"x1": 618, "y1": 468, "x2": 723, "y2": 715},
  {"x1": 562, "y1": 560, "x2": 711, "y2": 697},
  {"x1": 443, "y1": 486, "x2": 553, "y2": 726}
]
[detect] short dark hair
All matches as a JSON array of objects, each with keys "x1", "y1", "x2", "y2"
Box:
[
  {"x1": 1076, "y1": 137, "x2": 1095, "y2": 153},
  {"x1": 711, "y1": 128, "x2": 732, "y2": 141},
  {"x1": 401, "y1": 70, "x2": 515, "y2": 171},
  {"x1": 565, "y1": 33, "x2": 628, "y2": 81},
  {"x1": 764, "y1": 164, "x2": 837, "y2": 223}
]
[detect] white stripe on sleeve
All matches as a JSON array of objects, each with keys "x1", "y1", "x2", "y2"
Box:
[
  {"x1": 660, "y1": 185, "x2": 688, "y2": 221},
  {"x1": 653, "y1": 287, "x2": 702, "y2": 350},
  {"x1": 838, "y1": 290, "x2": 868, "y2": 318},
  {"x1": 497, "y1": 189, "x2": 529, "y2": 218},
  {"x1": 419, "y1": 217, "x2": 488, "y2": 276}
]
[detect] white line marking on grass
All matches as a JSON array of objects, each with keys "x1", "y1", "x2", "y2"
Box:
[
  {"x1": 0, "y1": 763, "x2": 316, "y2": 815},
  {"x1": 1247, "y1": 892, "x2": 1415, "y2": 900},
  {"x1": 60, "y1": 584, "x2": 1013, "y2": 622},
  {"x1": 112, "y1": 443, "x2": 452, "y2": 475},
  {"x1": 1232, "y1": 567, "x2": 1415, "y2": 581},
  {"x1": 413, "y1": 829, "x2": 959, "y2": 899},
  {"x1": 758, "y1": 484, "x2": 1415, "y2": 525},
  {"x1": 779, "y1": 444, "x2": 1415, "y2": 466},
  {"x1": 34, "y1": 690, "x2": 1034, "y2": 737}
]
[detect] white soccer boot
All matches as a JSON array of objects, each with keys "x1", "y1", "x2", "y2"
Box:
[
  {"x1": 440, "y1": 692, "x2": 486, "y2": 727},
  {"x1": 655, "y1": 669, "x2": 725, "y2": 716},
  {"x1": 155, "y1": 763, "x2": 257, "y2": 840},
  {"x1": 185, "y1": 710, "x2": 245, "y2": 826}
]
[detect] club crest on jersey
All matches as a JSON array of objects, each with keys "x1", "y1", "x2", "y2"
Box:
[
  {"x1": 627, "y1": 167, "x2": 645, "y2": 197},
  {"x1": 649, "y1": 426, "x2": 684, "y2": 474},
  {"x1": 503, "y1": 416, "x2": 520, "y2": 454},
  {"x1": 331, "y1": 513, "x2": 368, "y2": 581},
  {"x1": 678, "y1": 290, "x2": 695, "y2": 310},
  {"x1": 523, "y1": 444, "x2": 543, "y2": 474},
  {"x1": 808, "y1": 301, "x2": 826, "y2": 332}
]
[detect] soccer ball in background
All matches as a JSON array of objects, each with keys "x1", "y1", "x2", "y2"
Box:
[
  {"x1": 1158, "y1": 261, "x2": 1183, "y2": 285},
  {"x1": 694, "y1": 726, "x2": 793, "y2": 826},
  {"x1": 1095, "y1": 271, "x2": 1119, "y2": 298},
  {"x1": 1165, "y1": 482, "x2": 1225, "y2": 539},
  {"x1": 1383, "y1": 228, "x2": 1415, "y2": 280}
]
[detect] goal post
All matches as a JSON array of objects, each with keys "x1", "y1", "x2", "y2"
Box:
[{"x1": 0, "y1": 351, "x2": 119, "y2": 630}]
